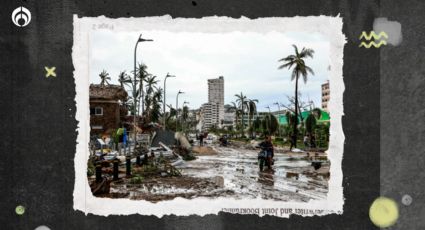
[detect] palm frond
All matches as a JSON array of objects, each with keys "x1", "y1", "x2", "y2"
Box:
[
  {"x1": 278, "y1": 55, "x2": 296, "y2": 62},
  {"x1": 299, "y1": 48, "x2": 315, "y2": 58},
  {"x1": 292, "y1": 44, "x2": 299, "y2": 57},
  {"x1": 305, "y1": 65, "x2": 315, "y2": 75},
  {"x1": 278, "y1": 61, "x2": 295, "y2": 70}
]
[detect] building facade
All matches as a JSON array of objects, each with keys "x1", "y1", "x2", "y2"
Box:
[
  {"x1": 201, "y1": 102, "x2": 220, "y2": 131},
  {"x1": 321, "y1": 80, "x2": 330, "y2": 111},
  {"x1": 223, "y1": 112, "x2": 235, "y2": 128},
  {"x1": 201, "y1": 76, "x2": 225, "y2": 131},
  {"x1": 241, "y1": 112, "x2": 271, "y2": 126},
  {"x1": 89, "y1": 84, "x2": 128, "y2": 136}
]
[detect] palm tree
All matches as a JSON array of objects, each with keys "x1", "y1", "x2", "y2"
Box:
[
  {"x1": 247, "y1": 99, "x2": 258, "y2": 138},
  {"x1": 149, "y1": 87, "x2": 163, "y2": 123},
  {"x1": 278, "y1": 45, "x2": 315, "y2": 148},
  {"x1": 165, "y1": 104, "x2": 177, "y2": 130},
  {"x1": 230, "y1": 101, "x2": 242, "y2": 135},
  {"x1": 99, "y1": 70, "x2": 110, "y2": 86},
  {"x1": 247, "y1": 99, "x2": 258, "y2": 127},
  {"x1": 235, "y1": 92, "x2": 248, "y2": 134},
  {"x1": 144, "y1": 76, "x2": 160, "y2": 122},
  {"x1": 144, "y1": 75, "x2": 159, "y2": 96},
  {"x1": 135, "y1": 63, "x2": 150, "y2": 115},
  {"x1": 118, "y1": 71, "x2": 131, "y2": 88},
  {"x1": 262, "y1": 114, "x2": 279, "y2": 135}
]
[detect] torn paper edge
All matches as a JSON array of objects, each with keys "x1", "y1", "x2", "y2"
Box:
[{"x1": 72, "y1": 15, "x2": 346, "y2": 218}]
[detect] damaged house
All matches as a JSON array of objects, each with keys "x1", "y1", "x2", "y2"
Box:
[{"x1": 89, "y1": 84, "x2": 128, "y2": 136}]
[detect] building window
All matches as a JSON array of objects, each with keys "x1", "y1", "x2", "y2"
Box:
[{"x1": 90, "y1": 107, "x2": 103, "y2": 116}]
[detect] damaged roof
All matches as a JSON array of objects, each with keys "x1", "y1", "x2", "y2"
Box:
[{"x1": 90, "y1": 84, "x2": 128, "y2": 100}]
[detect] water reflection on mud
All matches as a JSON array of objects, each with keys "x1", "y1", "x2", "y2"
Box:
[
  {"x1": 108, "y1": 146, "x2": 329, "y2": 202},
  {"x1": 178, "y1": 146, "x2": 328, "y2": 202}
]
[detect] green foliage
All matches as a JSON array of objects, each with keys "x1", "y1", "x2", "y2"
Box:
[
  {"x1": 208, "y1": 125, "x2": 218, "y2": 135},
  {"x1": 110, "y1": 128, "x2": 119, "y2": 145},
  {"x1": 253, "y1": 117, "x2": 262, "y2": 131},
  {"x1": 87, "y1": 161, "x2": 95, "y2": 176},
  {"x1": 314, "y1": 123, "x2": 330, "y2": 148},
  {"x1": 261, "y1": 114, "x2": 279, "y2": 135},
  {"x1": 305, "y1": 113, "x2": 317, "y2": 134},
  {"x1": 183, "y1": 154, "x2": 196, "y2": 161},
  {"x1": 285, "y1": 111, "x2": 297, "y2": 126},
  {"x1": 130, "y1": 174, "x2": 144, "y2": 184},
  {"x1": 312, "y1": 108, "x2": 322, "y2": 119}
]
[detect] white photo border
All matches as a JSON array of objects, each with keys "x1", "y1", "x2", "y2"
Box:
[{"x1": 72, "y1": 15, "x2": 346, "y2": 217}]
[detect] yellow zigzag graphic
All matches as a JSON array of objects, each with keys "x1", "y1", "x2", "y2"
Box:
[
  {"x1": 359, "y1": 31, "x2": 388, "y2": 40},
  {"x1": 359, "y1": 40, "x2": 387, "y2": 48}
]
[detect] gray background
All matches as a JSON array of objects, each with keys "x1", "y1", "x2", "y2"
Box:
[
  {"x1": 380, "y1": 1, "x2": 425, "y2": 229},
  {"x1": 0, "y1": 0, "x2": 421, "y2": 229}
]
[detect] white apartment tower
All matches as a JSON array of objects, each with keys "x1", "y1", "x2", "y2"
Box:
[{"x1": 202, "y1": 76, "x2": 224, "y2": 130}]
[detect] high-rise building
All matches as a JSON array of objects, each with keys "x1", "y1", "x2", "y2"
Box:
[
  {"x1": 201, "y1": 76, "x2": 224, "y2": 130},
  {"x1": 201, "y1": 102, "x2": 220, "y2": 131},
  {"x1": 321, "y1": 80, "x2": 330, "y2": 111}
]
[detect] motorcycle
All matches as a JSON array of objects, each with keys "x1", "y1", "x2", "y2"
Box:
[
  {"x1": 219, "y1": 136, "x2": 229, "y2": 147},
  {"x1": 257, "y1": 146, "x2": 274, "y2": 171}
]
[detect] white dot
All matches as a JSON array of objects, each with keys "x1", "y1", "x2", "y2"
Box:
[{"x1": 402, "y1": 194, "x2": 412, "y2": 206}]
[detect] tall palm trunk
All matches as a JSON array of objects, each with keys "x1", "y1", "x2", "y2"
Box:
[
  {"x1": 297, "y1": 101, "x2": 304, "y2": 125},
  {"x1": 248, "y1": 107, "x2": 252, "y2": 138},
  {"x1": 241, "y1": 105, "x2": 244, "y2": 133},
  {"x1": 293, "y1": 77, "x2": 299, "y2": 148},
  {"x1": 239, "y1": 106, "x2": 244, "y2": 137}
]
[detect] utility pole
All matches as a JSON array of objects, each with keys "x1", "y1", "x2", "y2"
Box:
[
  {"x1": 163, "y1": 73, "x2": 175, "y2": 130},
  {"x1": 175, "y1": 90, "x2": 184, "y2": 132},
  {"x1": 133, "y1": 34, "x2": 153, "y2": 147}
]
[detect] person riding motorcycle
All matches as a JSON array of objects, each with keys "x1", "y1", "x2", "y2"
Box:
[{"x1": 258, "y1": 135, "x2": 274, "y2": 170}]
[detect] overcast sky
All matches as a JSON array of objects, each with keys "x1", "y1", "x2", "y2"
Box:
[{"x1": 90, "y1": 30, "x2": 330, "y2": 112}]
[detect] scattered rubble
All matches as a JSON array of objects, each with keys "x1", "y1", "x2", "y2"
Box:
[
  {"x1": 151, "y1": 129, "x2": 175, "y2": 147},
  {"x1": 192, "y1": 146, "x2": 218, "y2": 155},
  {"x1": 90, "y1": 177, "x2": 111, "y2": 195},
  {"x1": 89, "y1": 131, "x2": 330, "y2": 202}
]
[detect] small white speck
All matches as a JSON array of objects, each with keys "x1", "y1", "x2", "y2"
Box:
[{"x1": 402, "y1": 194, "x2": 412, "y2": 206}]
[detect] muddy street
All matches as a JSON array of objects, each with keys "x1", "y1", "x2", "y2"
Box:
[
  {"x1": 179, "y1": 146, "x2": 329, "y2": 202},
  {"x1": 107, "y1": 146, "x2": 329, "y2": 202}
]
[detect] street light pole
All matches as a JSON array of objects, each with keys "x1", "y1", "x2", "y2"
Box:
[
  {"x1": 274, "y1": 102, "x2": 281, "y2": 114},
  {"x1": 163, "y1": 73, "x2": 176, "y2": 130},
  {"x1": 133, "y1": 34, "x2": 153, "y2": 147},
  {"x1": 266, "y1": 106, "x2": 271, "y2": 113},
  {"x1": 176, "y1": 90, "x2": 184, "y2": 132},
  {"x1": 274, "y1": 102, "x2": 281, "y2": 138},
  {"x1": 182, "y1": 101, "x2": 189, "y2": 133}
]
